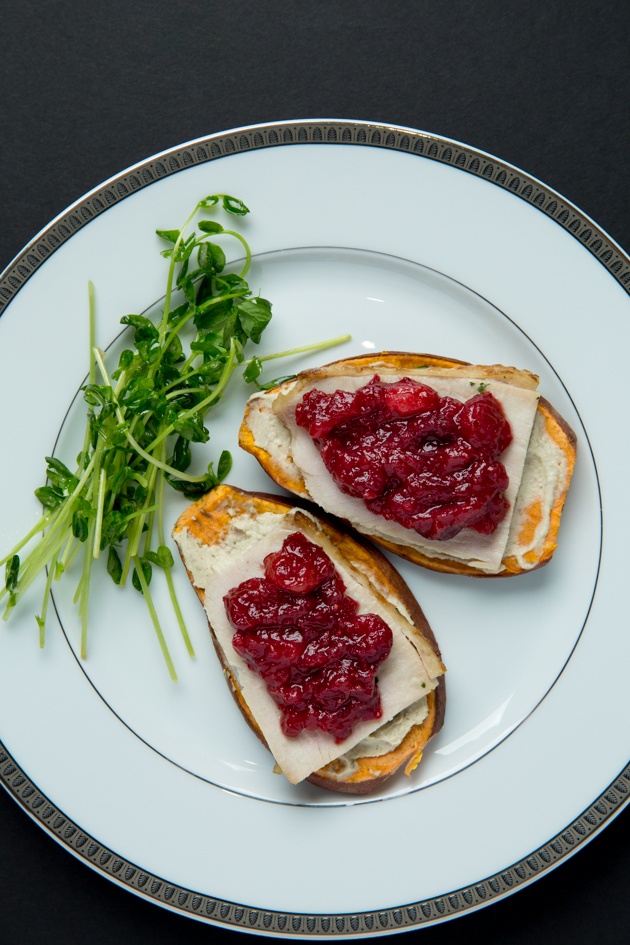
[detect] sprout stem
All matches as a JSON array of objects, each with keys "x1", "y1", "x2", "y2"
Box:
[
  {"x1": 79, "y1": 519, "x2": 95, "y2": 658},
  {"x1": 157, "y1": 442, "x2": 194, "y2": 658},
  {"x1": 93, "y1": 467, "x2": 107, "y2": 559},
  {"x1": 223, "y1": 229, "x2": 251, "y2": 277},
  {"x1": 133, "y1": 556, "x2": 177, "y2": 682},
  {"x1": 0, "y1": 513, "x2": 53, "y2": 568},
  {"x1": 245, "y1": 334, "x2": 352, "y2": 366},
  {"x1": 36, "y1": 554, "x2": 58, "y2": 648}
]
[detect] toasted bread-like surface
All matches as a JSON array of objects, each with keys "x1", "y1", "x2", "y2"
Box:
[
  {"x1": 239, "y1": 352, "x2": 577, "y2": 577},
  {"x1": 173, "y1": 485, "x2": 445, "y2": 793}
]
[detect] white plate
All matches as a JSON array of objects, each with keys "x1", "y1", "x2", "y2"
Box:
[{"x1": 0, "y1": 120, "x2": 627, "y2": 937}]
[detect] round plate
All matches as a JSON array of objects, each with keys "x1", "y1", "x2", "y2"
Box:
[{"x1": 0, "y1": 120, "x2": 626, "y2": 937}]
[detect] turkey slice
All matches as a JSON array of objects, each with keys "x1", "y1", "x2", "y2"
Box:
[
  {"x1": 273, "y1": 370, "x2": 540, "y2": 573},
  {"x1": 174, "y1": 508, "x2": 442, "y2": 784}
]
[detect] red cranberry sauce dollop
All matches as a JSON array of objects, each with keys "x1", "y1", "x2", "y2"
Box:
[
  {"x1": 295, "y1": 376, "x2": 513, "y2": 541},
  {"x1": 223, "y1": 532, "x2": 392, "y2": 743}
]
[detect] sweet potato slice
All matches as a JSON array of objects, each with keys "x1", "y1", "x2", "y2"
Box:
[
  {"x1": 173, "y1": 485, "x2": 445, "y2": 793},
  {"x1": 239, "y1": 352, "x2": 577, "y2": 577}
]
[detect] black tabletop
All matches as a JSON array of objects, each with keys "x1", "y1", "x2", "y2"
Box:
[{"x1": 2, "y1": 3, "x2": 629, "y2": 943}]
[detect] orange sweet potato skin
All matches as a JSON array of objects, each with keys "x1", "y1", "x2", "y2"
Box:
[
  {"x1": 239, "y1": 352, "x2": 577, "y2": 578},
  {"x1": 173, "y1": 485, "x2": 445, "y2": 794}
]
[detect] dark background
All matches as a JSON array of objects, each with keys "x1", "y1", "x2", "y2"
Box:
[{"x1": 1, "y1": 2, "x2": 629, "y2": 943}]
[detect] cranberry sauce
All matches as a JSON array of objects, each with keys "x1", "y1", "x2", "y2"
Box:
[
  {"x1": 295, "y1": 376, "x2": 513, "y2": 541},
  {"x1": 223, "y1": 532, "x2": 392, "y2": 743}
]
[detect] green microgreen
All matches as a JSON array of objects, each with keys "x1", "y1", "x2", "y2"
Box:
[
  {"x1": 477, "y1": 382, "x2": 489, "y2": 392},
  {"x1": 0, "y1": 194, "x2": 351, "y2": 681},
  {"x1": 5, "y1": 555, "x2": 19, "y2": 594}
]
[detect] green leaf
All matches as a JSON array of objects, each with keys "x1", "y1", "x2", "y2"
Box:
[
  {"x1": 123, "y1": 375, "x2": 154, "y2": 397},
  {"x1": 194, "y1": 274, "x2": 214, "y2": 308},
  {"x1": 167, "y1": 302, "x2": 190, "y2": 325},
  {"x1": 215, "y1": 272, "x2": 250, "y2": 294},
  {"x1": 194, "y1": 360, "x2": 224, "y2": 382},
  {"x1": 163, "y1": 333, "x2": 184, "y2": 365},
  {"x1": 198, "y1": 241, "x2": 226, "y2": 274},
  {"x1": 145, "y1": 545, "x2": 174, "y2": 570},
  {"x1": 193, "y1": 297, "x2": 233, "y2": 330},
  {"x1": 174, "y1": 234, "x2": 196, "y2": 263},
  {"x1": 83, "y1": 384, "x2": 114, "y2": 408},
  {"x1": 111, "y1": 349, "x2": 134, "y2": 379},
  {"x1": 235, "y1": 298, "x2": 272, "y2": 344},
  {"x1": 5, "y1": 555, "x2": 19, "y2": 592},
  {"x1": 158, "y1": 403, "x2": 179, "y2": 427},
  {"x1": 72, "y1": 498, "x2": 95, "y2": 541},
  {"x1": 256, "y1": 374, "x2": 297, "y2": 391},
  {"x1": 243, "y1": 357, "x2": 262, "y2": 383},
  {"x1": 233, "y1": 337, "x2": 244, "y2": 363},
  {"x1": 101, "y1": 510, "x2": 128, "y2": 547},
  {"x1": 45, "y1": 457, "x2": 79, "y2": 493},
  {"x1": 134, "y1": 484, "x2": 149, "y2": 505},
  {"x1": 107, "y1": 546, "x2": 123, "y2": 585},
  {"x1": 165, "y1": 456, "x2": 227, "y2": 498},
  {"x1": 165, "y1": 475, "x2": 214, "y2": 499},
  {"x1": 173, "y1": 414, "x2": 209, "y2": 443},
  {"x1": 182, "y1": 278, "x2": 197, "y2": 305},
  {"x1": 156, "y1": 229, "x2": 180, "y2": 243},
  {"x1": 222, "y1": 195, "x2": 249, "y2": 215},
  {"x1": 120, "y1": 313, "x2": 159, "y2": 341},
  {"x1": 73, "y1": 496, "x2": 92, "y2": 514},
  {"x1": 102, "y1": 423, "x2": 130, "y2": 450},
  {"x1": 135, "y1": 338, "x2": 161, "y2": 364},
  {"x1": 35, "y1": 486, "x2": 64, "y2": 510},
  {"x1": 198, "y1": 221, "x2": 224, "y2": 234},
  {"x1": 190, "y1": 336, "x2": 227, "y2": 358},
  {"x1": 156, "y1": 365, "x2": 181, "y2": 390},
  {"x1": 45, "y1": 456, "x2": 74, "y2": 480},
  {"x1": 168, "y1": 436, "x2": 192, "y2": 472},
  {"x1": 72, "y1": 510, "x2": 90, "y2": 542},
  {"x1": 199, "y1": 195, "x2": 220, "y2": 208},
  {"x1": 175, "y1": 257, "x2": 189, "y2": 288},
  {"x1": 217, "y1": 450, "x2": 232, "y2": 481},
  {"x1": 132, "y1": 559, "x2": 152, "y2": 594},
  {"x1": 133, "y1": 419, "x2": 146, "y2": 442}
]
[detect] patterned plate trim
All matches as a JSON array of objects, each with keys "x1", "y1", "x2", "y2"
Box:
[
  {"x1": 2, "y1": 120, "x2": 630, "y2": 309},
  {"x1": 0, "y1": 119, "x2": 627, "y2": 934},
  {"x1": 1, "y1": 737, "x2": 628, "y2": 935}
]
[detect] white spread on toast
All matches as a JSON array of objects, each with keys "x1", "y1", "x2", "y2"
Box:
[
  {"x1": 506, "y1": 409, "x2": 571, "y2": 568},
  {"x1": 174, "y1": 508, "x2": 443, "y2": 784},
  {"x1": 266, "y1": 369, "x2": 539, "y2": 573},
  {"x1": 321, "y1": 696, "x2": 429, "y2": 781}
]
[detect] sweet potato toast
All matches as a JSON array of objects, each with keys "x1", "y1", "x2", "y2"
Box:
[
  {"x1": 239, "y1": 352, "x2": 577, "y2": 577},
  {"x1": 173, "y1": 484, "x2": 446, "y2": 793}
]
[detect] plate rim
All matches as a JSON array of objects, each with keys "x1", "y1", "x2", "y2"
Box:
[
  {"x1": 3, "y1": 118, "x2": 630, "y2": 305},
  {"x1": 0, "y1": 118, "x2": 626, "y2": 936},
  {"x1": 2, "y1": 736, "x2": 628, "y2": 937}
]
